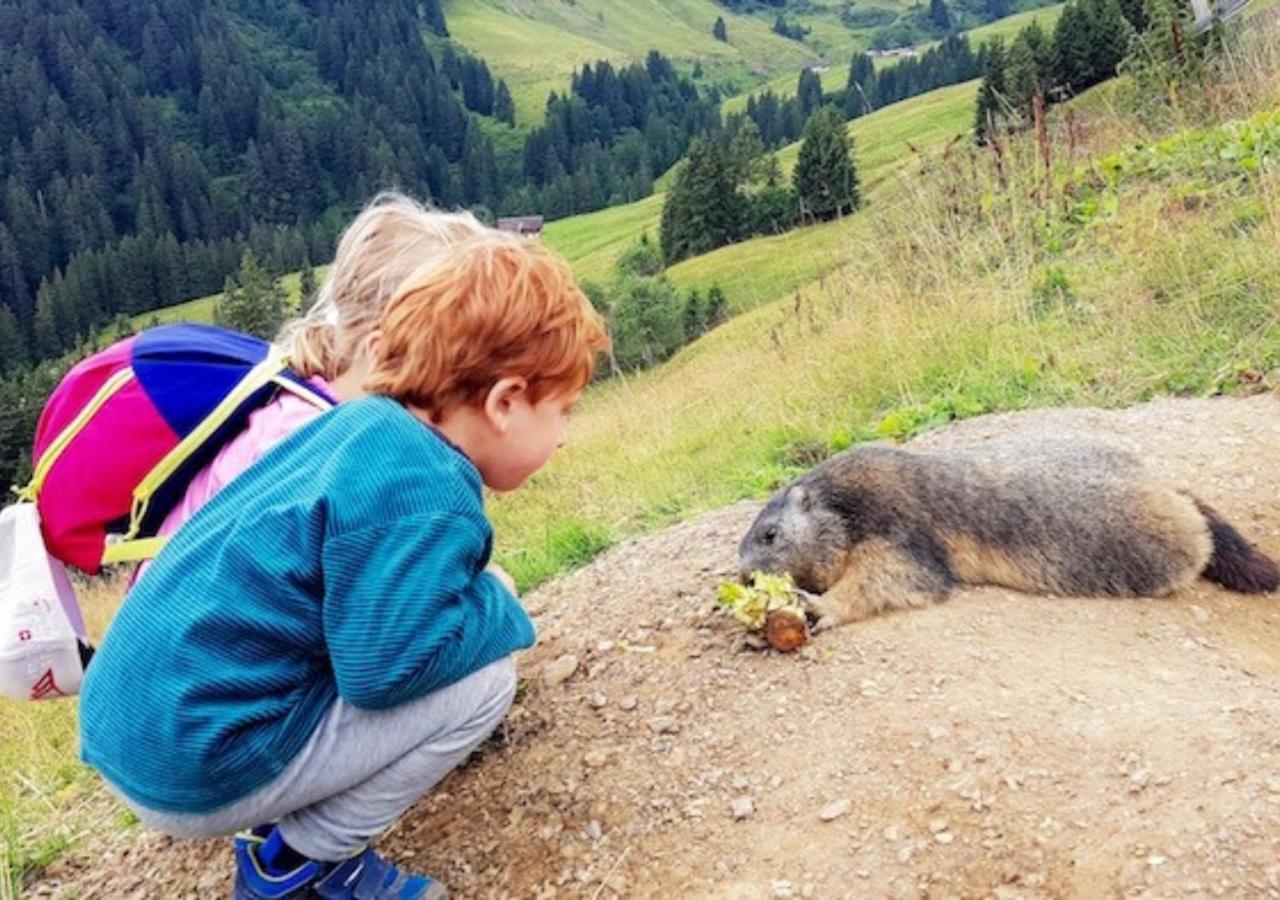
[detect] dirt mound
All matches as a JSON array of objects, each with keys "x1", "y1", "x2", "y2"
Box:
[{"x1": 34, "y1": 395, "x2": 1280, "y2": 899}]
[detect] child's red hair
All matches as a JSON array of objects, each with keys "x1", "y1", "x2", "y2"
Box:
[{"x1": 365, "y1": 229, "x2": 609, "y2": 415}]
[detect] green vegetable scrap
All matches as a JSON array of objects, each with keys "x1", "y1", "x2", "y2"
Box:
[{"x1": 716, "y1": 571, "x2": 805, "y2": 631}]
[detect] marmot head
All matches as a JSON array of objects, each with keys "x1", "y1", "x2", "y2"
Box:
[{"x1": 738, "y1": 477, "x2": 852, "y2": 593}]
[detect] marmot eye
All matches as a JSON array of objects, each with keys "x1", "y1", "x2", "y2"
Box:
[{"x1": 763, "y1": 526, "x2": 778, "y2": 544}]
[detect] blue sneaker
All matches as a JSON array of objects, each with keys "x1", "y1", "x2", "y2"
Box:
[
  {"x1": 233, "y1": 826, "x2": 447, "y2": 899},
  {"x1": 311, "y1": 847, "x2": 447, "y2": 899}
]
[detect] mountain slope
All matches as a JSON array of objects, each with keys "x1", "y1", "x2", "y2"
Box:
[
  {"x1": 544, "y1": 79, "x2": 980, "y2": 288},
  {"x1": 444, "y1": 0, "x2": 825, "y2": 123}
]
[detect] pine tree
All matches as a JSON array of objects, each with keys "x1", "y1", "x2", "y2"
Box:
[
  {"x1": 494, "y1": 80, "x2": 516, "y2": 125},
  {"x1": 846, "y1": 53, "x2": 877, "y2": 115},
  {"x1": 683, "y1": 289, "x2": 705, "y2": 341},
  {"x1": 1053, "y1": 2, "x2": 1095, "y2": 95},
  {"x1": 215, "y1": 250, "x2": 286, "y2": 340},
  {"x1": 299, "y1": 262, "x2": 318, "y2": 307},
  {"x1": 1086, "y1": 0, "x2": 1134, "y2": 82},
  {"x1": 705, "y1": 285, "x2": 727, "y2": 328},
  {"x1": 33, "y1": 290, "x2": 60, "y2": 359},
  {"x1": 0, "y1": 225, "x2": 31, "y2": 330},
  {"x1": 929, "y1": 0, "x2": 953, "y2": 33},
  {"x1": 0, "y1": 304, "x2": 26, "y2": 374},
  {"x1": 1116, "y1": 0, "x2": 1148, "y2": 32},
  {"x1": 423, "y1": 0, "x2": 449, "y2": 36},
  {"x1": 974, "y1": 38, "x2": 1009, "y2": 141},
  {"x1": 797, "y1": 69, "x2": 824, "y2": 118},
  {"x1": 713, "y1": 16, "x2": 728, "y2": 42},
  {"x1": 793, "y1": 107, "x2": 860, "y2": 223},
  {"x1": 727, "y1": 119, "x2": 767, "y2": 186},
  {"x1": 1006, "y1": 32, "x2": 1043, "y2": 121},
  {"x1": 659, "y1": 138, "x2": 745, "y2": 265}
]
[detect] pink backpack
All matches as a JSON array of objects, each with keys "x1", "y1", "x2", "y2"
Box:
[{"x1": 1, "y1": 323, "x2": 333, "y2": 700}]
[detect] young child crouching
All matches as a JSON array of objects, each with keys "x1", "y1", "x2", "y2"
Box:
[{"x1": 78, "y1": 229, "x2": 610, "y2": 899}]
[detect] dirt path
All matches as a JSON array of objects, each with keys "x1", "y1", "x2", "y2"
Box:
[{"x1": 34, "y1": 395, "x2": 1280, "y2": 899}]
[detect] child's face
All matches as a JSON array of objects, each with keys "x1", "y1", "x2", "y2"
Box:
[{"x1": 480, "y1": 387, "x2": 580, "y2": 492}]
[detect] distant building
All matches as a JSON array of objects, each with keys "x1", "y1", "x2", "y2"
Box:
[
  {"x1": 868, "y1": 46, "x2": 917, "y2": 59},
  {"x1": 497, "y1": 215, "x2": 544, "y2": 238},
  {"x1": 804, "y1": 62, "x2": 831, "y2": 74}
]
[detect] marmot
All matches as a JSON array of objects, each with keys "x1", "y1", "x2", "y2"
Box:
[{"x1": 738, "y1": 434, "x2": 1279, "y2": 630}]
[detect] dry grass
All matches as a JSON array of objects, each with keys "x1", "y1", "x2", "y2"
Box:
[{"x1": 1, "y1": 576, "x2": 127, "y2": 893}]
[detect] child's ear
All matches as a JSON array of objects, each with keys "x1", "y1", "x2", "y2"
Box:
[
  {"x1": 362, "y1": 330, "x2": 382, "y2": 363},
  {"x1": 483, "y1": 377, "x2": 528, "y2": 432}
]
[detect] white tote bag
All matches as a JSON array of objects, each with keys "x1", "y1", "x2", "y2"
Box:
[{"x1": 0, "y1": 503, "x2": 91, "y2": 700}]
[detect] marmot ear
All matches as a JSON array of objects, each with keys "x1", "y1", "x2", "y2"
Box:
[{"x1": 794, "y1": 485, "x2": 812, "y2": 511}]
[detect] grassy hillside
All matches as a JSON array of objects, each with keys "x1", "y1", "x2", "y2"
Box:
[
  {"x1": 123, "y1": 271, "x2": 319, "y2": 331},
  {"x1": 444, "y1": 0, "x2": 823, "y2": 123},
  {"x1": 721, "y1": 4, "x2": 1064, "y2": 117},
  {"x1": 549, "y1": 79, "x2": 980, "y2": 289},
  {"x1": 101, "y1": 80, "x2": 979, "y2": 319},
  {"x1": 964, "y1": 2, "x2": 1064, "y2": 42},
  {"x1": 493, "y1": 57, "x2": 1280, "y2": 588}
]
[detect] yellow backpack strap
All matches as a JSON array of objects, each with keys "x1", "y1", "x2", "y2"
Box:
[
  {"x1": 18, "y1": 367, "x2": 137, "y2": 503},
  {"x1": 109, "y1": 351, "x2": 286, "y2": 551},
  {"x1": 101, "y1": 536, "x2": 168, "y2": 566},
  {"x1": 271, "y1": 374, "x2": 337, "y2": 411}
]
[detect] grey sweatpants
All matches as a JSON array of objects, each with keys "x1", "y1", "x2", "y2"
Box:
[{"x1": 118, "y1": 656, "x2": 516, "y2": 861}]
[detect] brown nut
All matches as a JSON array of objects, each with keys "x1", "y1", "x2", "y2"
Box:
[{"x1": 764, "y1": 608, "x2": 809, "y2": 652}]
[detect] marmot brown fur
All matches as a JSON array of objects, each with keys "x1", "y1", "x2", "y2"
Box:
[{"x1": 738, "y1": 435, "x2": 1279, "y2": 630}]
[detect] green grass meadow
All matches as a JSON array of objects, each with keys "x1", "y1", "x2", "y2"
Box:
[
  {"x1": 444, "y1": 0, "x2": 821, "y2": 124},
  {"x1": 553, "y1": 79, "x2": 980, "y2": 298}
]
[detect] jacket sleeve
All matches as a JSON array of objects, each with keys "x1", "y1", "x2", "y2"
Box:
[{"x1": 320, "y1": 512, "x2": 535, "y2": 710}]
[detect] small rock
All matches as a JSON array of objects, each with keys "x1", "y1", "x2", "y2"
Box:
[
  {"x1": 619, "y1": 695, "x2": 638, "y2": 711},
  {"x1": 584, "y1": 820, "x2": 603, "y2": 842},
  {"x1": 928, "y1": 725, "x2": 951, "y2": 741},
  {"x1": 584, "y1": 750, "x2": 609, "y2": 768},
  {"x1": 731, "y1": 796, "x2": 755, "y2": 820},
  {"x1": 771, "y1": 880, "x2": 795, "y2": 898},
  {"x1": 935, "y1": 831, "x2": 955, "y2": 845},
  {"x1": 647, "y1": 716, "x2": 680, "y2": 734},
  {"x1": 542, "y1": 654, "x2": 579, "y2": 686},
  {"x1": 588, "y1": 692, "x2": 608, "y2": 709},
  {"x1": 929, "y1": 818, "x2": 949, "y2": 834},
  {"x1": 883, "y1": 824, "x2": 903, "y2": 841},
  {"x1": 1190, "y1": 605, "x2": 1211, "y2": 624},
  {"x1": 818, "y1": 799, "x2": 852, "y2": 822}
]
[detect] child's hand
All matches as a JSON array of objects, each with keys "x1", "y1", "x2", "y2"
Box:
[{"x1": 486, "y1": 563, "x2": 518, "y2": 597}]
